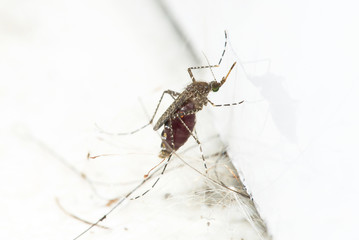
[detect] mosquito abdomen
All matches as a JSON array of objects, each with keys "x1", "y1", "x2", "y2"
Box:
[{"x1": 159, "y1": 99, "x2": 196, "y2": 158}]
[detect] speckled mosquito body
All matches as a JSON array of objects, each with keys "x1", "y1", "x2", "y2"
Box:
[
  {"x1": 156, "y1": 63, "x2": 239, "y2": 160},
  {"x1": 99, "y1": 31, "x2": 243, "y2": 201}
]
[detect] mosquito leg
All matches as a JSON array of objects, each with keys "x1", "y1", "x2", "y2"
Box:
[
  {"x1": 175, "y1": 113, "x2": 208, "y2": 173},
  {"x1": 187, "y1": 64, "x2": 219, "y2": 82},
  {"x1": 169, "y1": 118, "x2": 175, "y2": 149},
  {"x1": 167, "y1": 91, "x2": 180, "y2": 100},
  {"x1": 207, "y1": 99, "x2": 244, "y2": 107},
  {"x1": 193, "y1": 128, "x2": 207, "y2": 172},
  {"x1": 56, "y1": 198, "x2": 109, "y2": 230},
  {"x1": 143, "y1": 157, "x2": 167, "y2": 178},
  {"x1": 130, "y1": 154, "x2": 173, "y2": 200},
  {"x1": 131, "y1": 117, "x2": 176, "y2": 200},
  {"x1": 187, "y1": 31, "x2": 229, "y2": 82},
  {"x1": 98, "y1": 90, "x2": 180, "y2": 136},
  {"x1": 72, "y1": 171, "x2": 158, "y2": 240},
  {"x1": 150, "y1": 90, "x2": 180, "y2": 124}
]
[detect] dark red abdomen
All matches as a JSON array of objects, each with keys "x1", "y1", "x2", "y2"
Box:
[{"x1": 159, "y1": 99, "x2": 196, "y2": 158}]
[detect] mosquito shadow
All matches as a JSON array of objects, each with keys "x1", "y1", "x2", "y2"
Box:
[{"x1": 249, "y1": 73, "x2": 298, "y2": 143}]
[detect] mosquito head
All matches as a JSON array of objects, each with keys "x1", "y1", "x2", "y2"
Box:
[
  {"x1": 210, "y1": 61, "x2": 237, "y2": 93},
  {"x1": 210, "y1": 81, "x2": 221, "y2": 92}
]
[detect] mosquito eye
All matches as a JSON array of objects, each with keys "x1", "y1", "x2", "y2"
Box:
[{"x1": 212, "y1": 84, "x2": 220, "y2": 92}]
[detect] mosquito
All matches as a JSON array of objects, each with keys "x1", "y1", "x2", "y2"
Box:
[
  {"x1": 97, "y1": 31, "x2": 244, "y2": 200},
  {"x1": 74, "y1": 31, "x2": 244, "y2": 239}
]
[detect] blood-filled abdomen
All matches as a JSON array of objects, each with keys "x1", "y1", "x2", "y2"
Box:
[{"x1": 159, "y1": 99, "x2": 196, "y2": 158}]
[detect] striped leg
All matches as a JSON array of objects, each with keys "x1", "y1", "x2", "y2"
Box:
[
  {"x1": 131, "y1": 118, "x2": 176, "y2": 200},
  {"x1": 187, "y1": 30, "x2": 229, "y2": 82},
  {"x1": 187, "y1": 64, "x2": 219, "y2": 82},
  {"x1": 130, "y1": 154, "x2": 173, "y2": 200},
  {"x1": 98, "y1": 89, "x2": 180, "y2": 136},
  {"x1": 207, "y1": 99, "x2": 244, "y2": 107},
  {"x1": 175, "y1": 113, "x2": 208, "y2": 173}
]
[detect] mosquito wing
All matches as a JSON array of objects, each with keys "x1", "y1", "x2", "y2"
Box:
[{"x1": 153, "y1": 91, "x2": 190, "y2": 131}]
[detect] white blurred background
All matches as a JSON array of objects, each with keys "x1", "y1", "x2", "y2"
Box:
[{"x1": 1, "y1": 0, "x2": 359, "y2": 239}]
